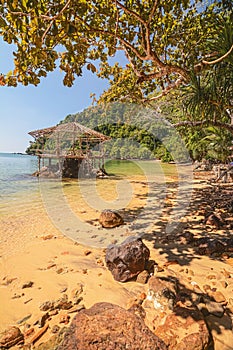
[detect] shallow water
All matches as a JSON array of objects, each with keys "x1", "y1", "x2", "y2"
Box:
[{"x1": 0, "y1": 154, "x2": 193, "y2": 253}]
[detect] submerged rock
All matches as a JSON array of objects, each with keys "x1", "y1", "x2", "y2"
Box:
[
  {"x1": 105, "y1": 236, "x2": 150, "y2": 282},
  {"x1": 99, "y1": 209, "x2": 124, "y2": 228}
]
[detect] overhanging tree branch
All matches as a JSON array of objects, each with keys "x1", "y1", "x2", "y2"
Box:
[
  {"x1": 41, "y1": 0, "x2": 71, "y2": 43},
  {"x1": 142, "y1": 77, "x2": 184, "y2": 102},
  {"x1": 202, "y1": 44, "x2": 233, "y2": 65},
  {"x1": 174, "y1": 120, "x2": 233, "y2": 133}
]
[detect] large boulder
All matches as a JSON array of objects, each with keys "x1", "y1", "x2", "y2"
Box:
[
  {"x1": 57, "y1": 302, "x2": 167, "y2": 350},
  {"x1": 105, "y1": 236, "x2": 150, "y2": 282},
  {"x1": 99, "y1": 209, "x2": 124, "y2": 228}
]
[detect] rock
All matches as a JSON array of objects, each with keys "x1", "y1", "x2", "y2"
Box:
[
  {"x1": 195, "y1": 238, "x2": 225, "y2": 255},
  {"x1": 39, "y1": 301, "x2": 54, "y2": 312},
  {"x1": 16, "y1": 314, "x2": 32, "y2": 325},
  {"x1": 57, "y1": 302, "x2": 167, "y2": 350},
  {"x1": 145, "y1": 259, "x2": 156, "y2": 274},
  {"x1": 54, "y1": 294, "x2": 73, "y2": 310},
  {"x1": 147, "y1": 276, "x2": 177, "y2": 311},
  {"x1": 205, "y1": 301, "x2": 225, "y2": 317},
  {"x1": 136, "y1": 270, "x2": 150, "y2": 284},
  {"x1": 59, "y1": 314, "x2": 70, "y2": 324},
  {"x1": 67, "y1": 304, "x2": 85, "y2": 313},
  {"x1": 177, "y1": 231, "x2": 195, "y2": 245},
  {"x1": 39, "y1": 295, "x2": 72, "y2": 313},
  {"x1": 84, "y1": 249, "x2": 92, "y2": 256},
  {"x1": 71, "y1": 284, "x2": 83, "y2": 305},
  {"x1": 38, "y1": 312, "x2": 50, "y2": 328},
  {"x1": 105, "y1": 236, "x2": 150, "y2": 282},
  {"x1": 205, "y1": 213, "x2": 223, "y2": 229},
  {"x1": 194, "y1": 236, "x2": 233, "y2": 256},
  {"x1": 0, "y1": 326, "x2": 24, "y2": 349},
  {"x1": 22, "y1": 281, "x2": 34, "y2": 289},
  {"x1": 51, "y1": 325, "x2": 60, "y2": 334},
  {"x1": 209, "y1": 290, "x2": 226, "y2": 303},
  {"x1": 99, "y1": 209, "x2": 124, "y2": 228},
  {"x1": 35, "y1": 328, "x2": 67, "y2": 350},
  {"x1": 154, "y1": 305, "x2": 210, "y2": 350}
]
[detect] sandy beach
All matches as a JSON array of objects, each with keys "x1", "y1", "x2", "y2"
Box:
[{"x1": 1, "y1": 169, "x2": 233, "y2": 349}]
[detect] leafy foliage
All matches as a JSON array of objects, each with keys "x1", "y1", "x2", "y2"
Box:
[
  {"x1": 0, "y1": 0, "x2": 231, "y2": 101},
  {"x1": 27, "y1": 103, "x2": 178, "y2": 160}
]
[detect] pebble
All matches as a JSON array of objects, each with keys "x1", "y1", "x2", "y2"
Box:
[
  {"x1": 68, "y1": 304, "x2": 85, "y2": 313},
  {"x1": 39, "y1": 301, "x2": 54, "y2": 312},
  {"x1": 54, "y1": 294, "x2": 73, "y2": 310},
  {"x1": 206, "y1": 301, "x2": 225, "y2": 317},
  {"x1": 84, "y1": 249, "x2": 92, "y2": 256},
  {"x1": 16, "y1": 314, "x2": 32, "y2": 325},
  {"x1": 210, "y1": 290, "x2": 226, "y2": 303},
  {"x1": 24, "y1": 298, "x2": 33, "y2": 304},
  {"x1": 188, "y1": 269, "x2": 195, "y2": 276},
  {"x1": 49, "y1": 310, "x2": 59, "y2": 316},
  {"x1": 154, "y1": 265, "x2": 164, "y2": 273},
  {"x1": 24, "y1": 327, "x2": 35, "y2": 338},
  {"x1": 96, "y1": 258, "x2": 104, "y2": 266},
  {"x1": 51, "y1": 325, "x2": 60, "y2": 333},
  {"x1": 197, "y1": 303, "x2": 209, "y2": 317},
  {"x1": 136, "y1": 270, "x2": 149, "y2": 284},
  {"x1": 38, "y1": 312, "x2": 50, "y2": 328},
  {"x1": 221, "y1": 269, "x2": 232, "y2": 278},
  {"x1": 12, "y1": 293, "x2": 24, "y2": 299},
  {"x1": 207, "y1": 275, "x2": 216, "y2": 280},
  {"x1": 220, "y1": 281, "x2": 228, "y2": 288},
  {"x1": 47, "y1": 263, "x2": 57, "y2": 269},
  {"x1": 41, "y1": 234, "x2": 54, "y2": 240},
  {"x1": 203, "y1": 284, "x2": 211, "y2": 292},
  {"x1": 71, "y1": 285, "x2": 83, "y2": 304},
  {"x1": 22, "y1": 281, "x2": 34, "y2": 289},
  {"x1": 59, "y1": 314, "x2": 70, "y2": 324},
  {"x1": 1, "y1": 277, "x2": 17, "y2": 286}
]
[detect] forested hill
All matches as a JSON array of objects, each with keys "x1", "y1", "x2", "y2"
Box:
[
  {"x1": 27, "y1": 101, "x2": 232, "y2": 163},
  {"x1": 27, "y1": 103, "x2": 182, "y2": 161}
]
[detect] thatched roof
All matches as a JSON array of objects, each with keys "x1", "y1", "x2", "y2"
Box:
[{"x1": 28, "y1": 122, "x2": 110, "y2": 142}]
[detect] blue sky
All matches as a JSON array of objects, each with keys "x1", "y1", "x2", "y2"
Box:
[{"x1": 0, "y1": 39, "x2": 111, "y2": 153}]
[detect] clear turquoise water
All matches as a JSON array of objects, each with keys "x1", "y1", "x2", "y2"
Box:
[
  {"x1": 0, "y1": 152, "x2": 38, "y2": 197},
  {"x1": 0, "y1": 153, "x2": 193, "y2": 249},
  {"x1": 0, "y1": 154, "x2": 159, "y2": 198}
]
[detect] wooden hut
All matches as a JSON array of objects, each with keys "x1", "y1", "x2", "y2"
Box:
[{"x1": 28, "y1": 122, "x2": 110, "y2": 178}]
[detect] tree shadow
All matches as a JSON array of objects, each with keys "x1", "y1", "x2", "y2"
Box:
[{"x1": 143, "y1": 274, "x2": 233, "y2": 350}]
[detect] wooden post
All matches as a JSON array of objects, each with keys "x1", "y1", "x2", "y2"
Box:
[{"x1": 38, "y1": 156, "x2": 41, "y2": 173}]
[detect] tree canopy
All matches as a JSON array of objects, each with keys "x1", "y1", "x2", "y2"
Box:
[{"x1": 0, "y1": 0, "x2": 232, "y2": 103}]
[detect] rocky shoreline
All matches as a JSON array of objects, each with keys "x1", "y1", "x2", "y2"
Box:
[{"x1": 1, "y1": 170, "x2": 233, "y2": 349}]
